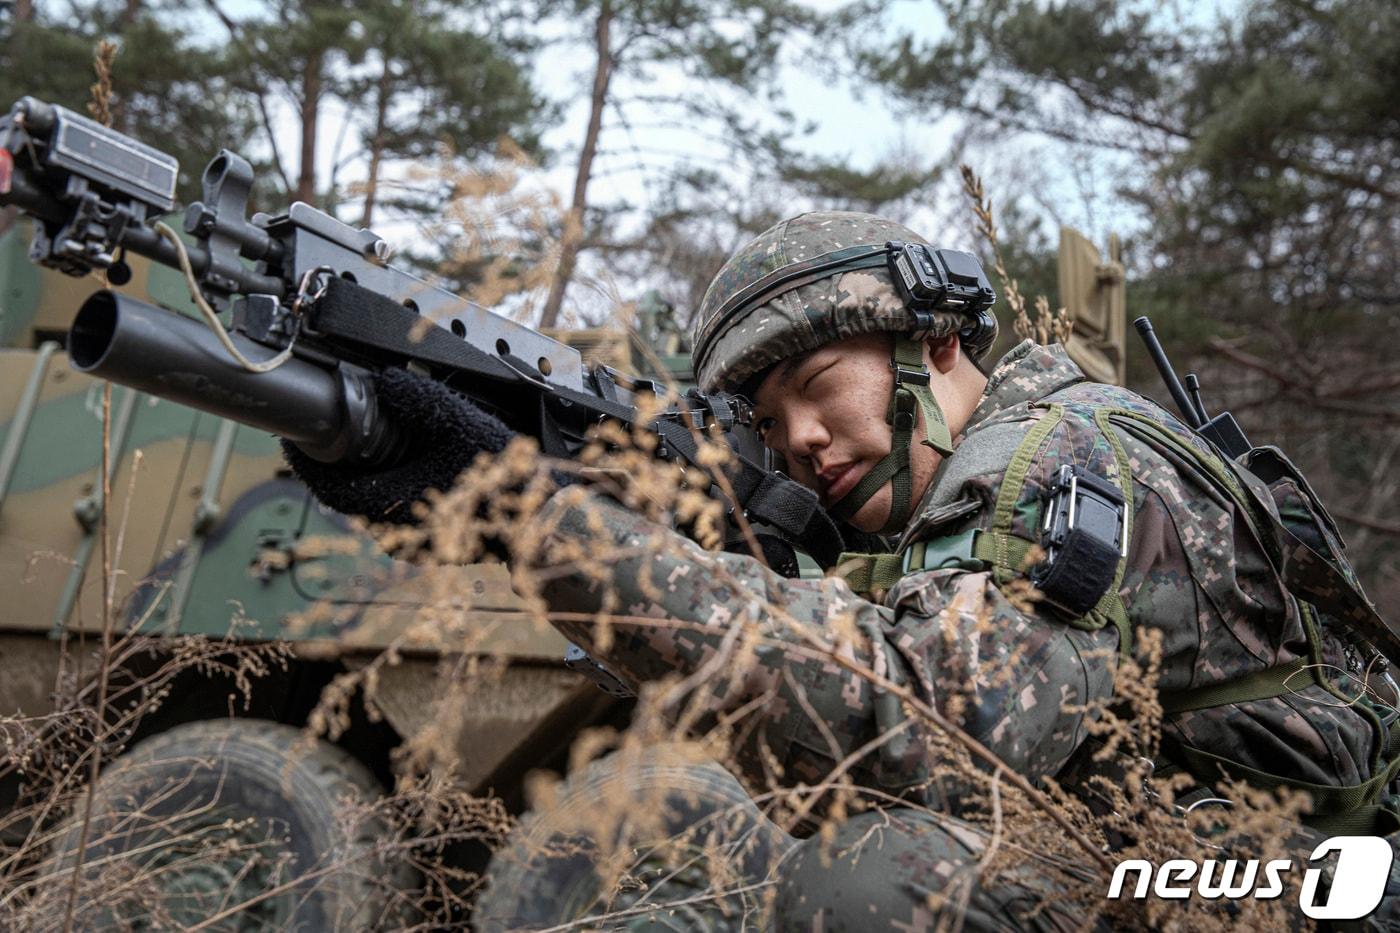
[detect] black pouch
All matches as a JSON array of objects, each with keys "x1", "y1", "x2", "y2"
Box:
[{"x1": 1031, "y1": 464, "x2": 1127, "y2": 617}]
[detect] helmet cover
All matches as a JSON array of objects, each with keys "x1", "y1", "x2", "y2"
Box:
[{"x1": 692, "y1": 211, "x2": 995, "y2": 394}]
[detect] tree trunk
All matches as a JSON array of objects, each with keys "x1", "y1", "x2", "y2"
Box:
[
  {"x1": 297, "y1": 49, "x2": 323, "y2": 205},
  {"x1": 14, "y1": 0, "x2": 33, "y2": 22},
  {"x1": 360, "y1": 61, "x2": 392, "y2": 229},
  {"x1": 539, "y1": 0, "x2": 613, "y2": 329},
  {"x1": 200, "y1": 0, "x2": 293, "y2": 195}
]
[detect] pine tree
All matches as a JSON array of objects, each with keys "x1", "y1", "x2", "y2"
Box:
[{"x1": 343, "y1": 0, "x2": 547, "y2": 230}]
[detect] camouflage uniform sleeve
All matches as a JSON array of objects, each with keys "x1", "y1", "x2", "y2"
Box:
[{"x1": 533, "y1": 485, "x2": 1119, "y2": 803}]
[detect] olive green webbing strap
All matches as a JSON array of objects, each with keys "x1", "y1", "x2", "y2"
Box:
[
  {"x1": 837, "y1": 529, "x2": 1034, "y2": 597},
  {"x1": 830, "y1": 446, "x2": 906, "y2": 528},
  {"x1": 1312, "y1": 804, "x2": 1400, "y2": 837},
  {"x1": 985, "y1": 404, "x2": 1133, "y2": 656},
  {"x1": 1159, "y1": 657, "x2": 1311, "y2": 714},
  {"x1": 893, "y1": 338, "x2": 954, "y2": 457},
  {"x1": 1166, "y1": 728, "x2": 1400, "y2": 835},
  {"x1": 1108, "y1": 410, "x2": 1400, "y2": 666},
  {"x1": 1107, "y1": 410, "x2": 1275, "y2": 561},
  {"x1": 836, "y1": 401, "x2": 1132, "y2": 659},
  {"x1": 835, "y1": 403, "x2": 1400, "y2": 829},
  {"x1": 830, "y1": 338, "x2": 954, "y2": 535},
  {"x1": 1292, "y1": 605, "x2": 1393, "y2": 777},
  {"x1": 837, "y1": 403, "x2": 1130, "y2": 645},
  {"x1": 836, "y1": 551, "x2": 907, "y2": 596},
  {"x1": 835, "y1": 405, "x2": 1061, "y2": 597},
  {"x1": 987, "y1": 404, "x2": 1064, "y2": 564},
  {"x1": 1161, "y1": 617, "x2": 1393, "y2": 757},
  {"x1": 1091, "y1": 408, "x2": 1135, "y2": 656},
  {"x1": 1161, "y1": 603, "x2": 1400, "y2": 836}
]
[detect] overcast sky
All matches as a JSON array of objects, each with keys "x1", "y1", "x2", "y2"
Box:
[{"x1": 214, "y1": 0, "x2": 1143, "y2": 322}]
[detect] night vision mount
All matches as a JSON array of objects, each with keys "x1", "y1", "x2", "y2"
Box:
[
  {"x1": 694, "y1": 239, "x2": 1000, "y2": 381},
  {"x1": 885, "y1": 240, "x2": 998, "y2": 358}
]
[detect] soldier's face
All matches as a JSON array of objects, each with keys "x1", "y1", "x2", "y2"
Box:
[{"x1": 751, "y1": 332, "x2": 969, "y2": 533}]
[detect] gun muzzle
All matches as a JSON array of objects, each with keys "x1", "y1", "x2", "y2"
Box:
[{"x1": 69, "y1": 291, "x2": 401, "y2": 465}]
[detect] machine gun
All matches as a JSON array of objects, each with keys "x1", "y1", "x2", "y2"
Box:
[{"x1": 0, "y1": 96, "x2": 848, "y2": 570}]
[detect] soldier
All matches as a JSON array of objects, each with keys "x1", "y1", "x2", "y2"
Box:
[{"x1": 286, "y1": 211, "x2": 1399, "y2": 929}]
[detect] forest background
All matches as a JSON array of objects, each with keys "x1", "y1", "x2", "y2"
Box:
[{"x1": 1, "y1": 0, "x2": 1396, "y2": 608}]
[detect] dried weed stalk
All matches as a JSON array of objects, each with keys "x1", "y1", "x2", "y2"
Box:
[
  {"x1": 10, "y1": 353, "x2": 1320, "y2": 930},
  {"x1": 1, "y1": 579, "x2": 513, "y2": 929},
  {"x1": 85, "y1": 40, "x2": 117, "y2": 128},
  {"x1": 0, "y1": 624, "x2": 297, "y2": 928},
  {"x1": 405, "y1": 138, "x2": 565, "y2": 327},
  {"x1": 960, "y1": 164, "x2": 1073, "y2": 346},
  {"x1": 58, "y1": 39, "x2": 122, "y2": 933}
]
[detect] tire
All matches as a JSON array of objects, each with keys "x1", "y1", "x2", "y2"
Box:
[
  {"x1": 475, "y1": 747, "x2": 795, "y2": 932},
  {"x1": 51, "y1": 719, "x2": 410, "y2": 931}
]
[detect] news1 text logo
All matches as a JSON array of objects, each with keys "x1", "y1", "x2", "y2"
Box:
[{"x1": 1108, "y1": 836, "x2": 1392, "y2": 920}]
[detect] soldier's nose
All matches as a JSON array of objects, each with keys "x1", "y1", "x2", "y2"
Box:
[{"x1": 785, "y1": 415, "x2": 829, "y2": 465}]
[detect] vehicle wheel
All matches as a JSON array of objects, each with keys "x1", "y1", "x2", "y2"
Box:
[
  {"x1": 475, "y1": 747, "x2": 795, "y2": 932},
  {"x1": 51, "y1": 719, "x2": 411, "y2": 931}
]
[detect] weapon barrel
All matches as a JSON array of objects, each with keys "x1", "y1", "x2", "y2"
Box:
[{"x1": 69, "y1": 291, "x2": 383, "y2": 462}]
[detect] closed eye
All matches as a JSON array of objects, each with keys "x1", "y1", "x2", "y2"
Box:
[{"x1": 800, "y1": 360, "x2": 836, "y2": 395}]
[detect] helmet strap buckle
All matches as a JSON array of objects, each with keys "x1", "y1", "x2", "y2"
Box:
[{"x1": 891, "y1": 361, "x2": 931, "y2": 387}]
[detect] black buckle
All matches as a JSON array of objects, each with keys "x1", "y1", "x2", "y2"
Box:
[
  {"x1": 1039, "y1": 465, "x2": 1127, "y2": 561},
  {"x1": 1031, "y1": 465, "x2": 1127, "y2": 616},
  {"x1": 892, "y1": 363, "x2": 930, "y2": 386}
]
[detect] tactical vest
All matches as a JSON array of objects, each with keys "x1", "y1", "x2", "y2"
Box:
[{"x1": 838, "y1": 385, "x2": 1400, "y2": 837}]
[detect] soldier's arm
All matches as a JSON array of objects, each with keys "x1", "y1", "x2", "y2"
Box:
[{"x1": 533, "y1": 484, "x2": 1120, "y2": 803}]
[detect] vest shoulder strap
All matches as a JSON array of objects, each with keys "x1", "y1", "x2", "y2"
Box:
[{"x1": 836, "y1": 401, "x2": 1134, "y2": 657}]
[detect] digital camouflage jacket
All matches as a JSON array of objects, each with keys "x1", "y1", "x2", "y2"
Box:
[{"x1": 536, "y1": 340, "x2": 1393, "y2": 819}]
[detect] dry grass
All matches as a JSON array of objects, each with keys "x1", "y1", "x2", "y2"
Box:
[
  {"x1": 309, "y1": 395, "x2": 1321, "y2": 930},
  {"x1": 960, "y1": 164, "x2": 1073, "y2": 346},
  {"x1": 7, "y1": 192, "x2": 1323, "y2": 933}
]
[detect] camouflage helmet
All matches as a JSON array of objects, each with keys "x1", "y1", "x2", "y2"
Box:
[{"x1": 691, "y1": 211, "x2": 998, "y2": 394}]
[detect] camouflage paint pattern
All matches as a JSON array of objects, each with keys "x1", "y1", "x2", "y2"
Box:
[
  {"x1": 534, "y1": 339, "x2": 1394, "y2": 926},
  {"x1": 0, "y1": 221, "x2": 198, "y2": 347},
  {"x1": 0, "y1": 352, "x2": 364, "y2": 639},
  {"x1": 691, "y1": 211, "x2": 995, "y2": 394}
]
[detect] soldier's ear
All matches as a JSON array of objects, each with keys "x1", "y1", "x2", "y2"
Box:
[{"x1": 924, "y1": 333, "x2": 962, "y2": 375}]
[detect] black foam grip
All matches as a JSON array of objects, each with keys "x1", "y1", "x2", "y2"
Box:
[{"x1": 283, "y1": 366, "x2": 513, "y2": 525}]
